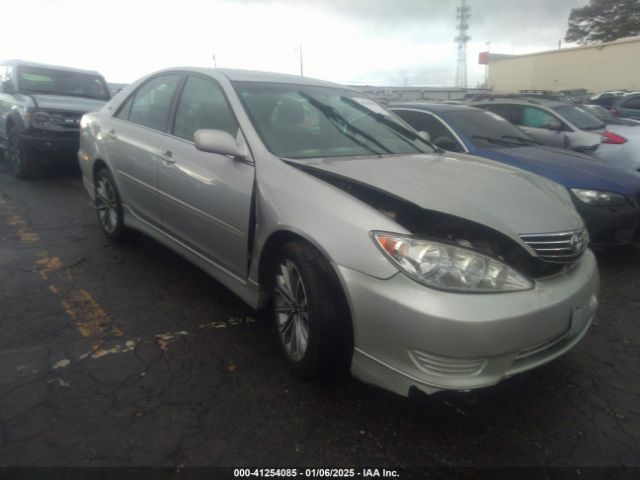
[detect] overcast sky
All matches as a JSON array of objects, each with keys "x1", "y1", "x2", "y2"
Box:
[{"x1": 2, "y1": 0, "x2": 587, "y2": 86}]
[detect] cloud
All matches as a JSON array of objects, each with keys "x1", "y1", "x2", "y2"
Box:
[
  {"x1": 233, "y1": 0, "x2": 586, "y2": 46},
  {"x1": 1, "y1": 0, "x2": 589, "y2": 86}
]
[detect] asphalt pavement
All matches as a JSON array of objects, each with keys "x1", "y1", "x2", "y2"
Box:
[{"x1": 0, "y1": 166, "x2": 639, "y2": 474}]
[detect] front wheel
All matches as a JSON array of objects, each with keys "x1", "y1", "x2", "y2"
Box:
[
  {"x1": 273, "y1": 241, "x2": 352, "y2": 379},
  {"x1": 7, "y1": 128, "x2": 42, "y2": 179},
  {"x1": 94, "y1": 168, "x2": 130, "y2": 242}
]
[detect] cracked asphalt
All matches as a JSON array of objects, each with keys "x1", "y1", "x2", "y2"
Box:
[{"x1": 0, "y1": 166, "x2": 639, "y2": 471}]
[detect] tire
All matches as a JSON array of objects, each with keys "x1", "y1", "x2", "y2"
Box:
[
  {"x1": 7, "y1": 128, "x2": 42, "y2": 179},
  {"x1": 272, "y1": 241, "x2": 352, "y2": 379},
  {"x1": 94, "y1": 168, "x2": 130, "y2": 243}
]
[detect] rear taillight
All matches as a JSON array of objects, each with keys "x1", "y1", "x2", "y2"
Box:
[{"x1": 601, "y1": 131, "x2": 627, "y2": 144}]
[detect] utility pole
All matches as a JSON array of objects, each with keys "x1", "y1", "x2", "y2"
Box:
[
  {"x1": 212, "y1": 53, "x2": 217, "y2": 68},
  {"x1": 455, "y1": 0, "x2": 471, "y2": 90},
  {"x1": 298, "y1": 44, "x2": 304, "y2": 77}
]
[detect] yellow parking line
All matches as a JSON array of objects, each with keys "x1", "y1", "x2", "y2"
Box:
[
  {"x1": 2, "y1": 204, "x2": 123, "y2": 340},
  {"x1": 7, "y1": 212, "x2": 40, "y2": 243}
]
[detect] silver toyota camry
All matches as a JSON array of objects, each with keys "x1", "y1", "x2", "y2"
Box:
[{"x1": 78, "y1": 68, "x2": 599, "y2": 397}]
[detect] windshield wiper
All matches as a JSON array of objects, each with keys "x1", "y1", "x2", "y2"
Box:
[
  {"x1": 339, "y1": 96, "x2": 429, "y2": 153},
  {"x1": 299, "y1": 92, "x2": 392, "y2": 155},
  {"x1": 501, "y1": 135, "x2": 539, "y2": 145},
  {"x1": 472, "y1": 135, "x2": 522, "y2": 147}
]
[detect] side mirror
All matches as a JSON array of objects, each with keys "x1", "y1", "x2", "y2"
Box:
[
  {"x1": 549, "y1": 118, "x2": 562, "y2": 131},
  {"x1": 194, "y1": 129, "x2": 246, "y2": 159},
  {"x1": 417, "y1": 131, "x2": 431, "y2": 142},
  {"x1": 2, "y1": 80, "x2": 15, "y2": 94}
]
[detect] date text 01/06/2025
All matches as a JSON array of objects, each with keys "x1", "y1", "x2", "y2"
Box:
[{"x1": 233, "y1": 468, "x2": 400, "y2": 478}]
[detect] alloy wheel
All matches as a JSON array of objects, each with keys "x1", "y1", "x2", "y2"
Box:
[
  {"x1": 274, "y1": 259, "x2": 310, "y2": 362},
  {"x1": 95, "y1": 176, "x2": 119, "y2": 234}
]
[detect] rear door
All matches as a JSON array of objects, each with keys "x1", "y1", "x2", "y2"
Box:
[
  {"x1": 107, "y1": 73, "x2": 183, "y2": 227},
  {"x1": 158, "y1": 74, "x2": 255, "y2": 279}
]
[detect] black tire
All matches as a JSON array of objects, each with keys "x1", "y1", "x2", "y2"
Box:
[
  {"x1": 272, "y1": 241, "x2": 353, "y2": 379},
  {"x1": 94, "y1": 168, "x2": 130, "y2": 243},
  {"x1": 7, "y1": 128, "x2": 42, "y2": 179}
]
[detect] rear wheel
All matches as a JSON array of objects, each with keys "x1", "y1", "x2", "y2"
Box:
[
  {"x1": 7, "y1": 128, "x2": 42, "y2": 179},
  {"x1": 95, "y1": 168, "x2": 130, "y2": 242},
  {"x1": 273, "y1": 241, "x2": 352, "y2": 379}
]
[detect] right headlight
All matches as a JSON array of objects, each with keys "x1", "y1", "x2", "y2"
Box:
[
  {"x1": 571, "y1": 189, "x2": 627, "y2": 206},
  {"x1": 372, "y1": 232, "x2": 533, "y2": 293}
]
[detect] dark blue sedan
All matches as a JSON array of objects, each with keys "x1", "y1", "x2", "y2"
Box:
[{"x1": 390, "y1": 102, "x2": 640, "y2": 247}]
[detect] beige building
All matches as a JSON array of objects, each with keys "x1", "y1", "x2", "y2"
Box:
[{"x1": 488, "y1": 36, "x2": 640, "y2": 93}]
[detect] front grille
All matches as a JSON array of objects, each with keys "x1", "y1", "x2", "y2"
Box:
[
  {"x1": 519, "y1": 228, "x2": 589, "y2": 264},
  {"x1": 409, "y1": 350, "x2": 485, "y2": 377},
  {"x1": 49, "y1": 112, "x2": 82, "y2": 129}
]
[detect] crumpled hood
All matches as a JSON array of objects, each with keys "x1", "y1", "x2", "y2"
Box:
[
  {"x1": 292, "y1": 152, "x2": 584, "y2": 240},
  {"x1": 29, "y1": 94, "x2": 106, "y2": 114},
  {"x1": 478, "y1": 145, "x2": 640, "y2": 195}
]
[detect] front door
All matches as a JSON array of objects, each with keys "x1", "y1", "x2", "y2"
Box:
[{"x1": 158, "y1": 75, "x2": 255, "y2": 279}]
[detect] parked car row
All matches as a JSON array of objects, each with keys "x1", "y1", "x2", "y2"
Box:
[
  {"x1": 3, "y1": 59, "x2": 633, "y2": 400},
  {"x1": 391, "y1": 103, "x2": 640, "y2": 248}
]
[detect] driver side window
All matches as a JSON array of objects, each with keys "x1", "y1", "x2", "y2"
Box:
[{"x1": 172, "y1": 76, "x2": 238, "y2": 141}]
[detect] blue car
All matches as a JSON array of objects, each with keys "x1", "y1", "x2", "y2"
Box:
[{"x1": 390, "y1": 102, "x2": 640, "y2": 247}]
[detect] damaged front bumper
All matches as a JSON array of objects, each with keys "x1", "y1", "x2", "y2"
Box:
[{"x1": 337, "y1": 250, "x2": 599, "y2": 397}]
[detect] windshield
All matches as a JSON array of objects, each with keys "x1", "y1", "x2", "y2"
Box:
[
  {"x1": 16, "y1": 65, "x2": 110, "y2": 101},
  {"x1": 446, "y1": 109, "x2": 538, "y2": 149},
  {"x1": 552, "y1": 105, "x2": 605, "y2": 130},
  {"x1": 233, "y1": 82, "x2": 433, "y2": 159}
]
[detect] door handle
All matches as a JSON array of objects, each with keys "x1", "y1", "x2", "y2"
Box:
[
  {"x1": 105, "y1": 129, "x2": 117, "y2": 140},
  {"x1": 159, "y1": 150, "x2": 175, "y2": 164}
]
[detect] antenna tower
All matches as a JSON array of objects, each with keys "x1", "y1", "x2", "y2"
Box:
[{"x1": 455, "y1": 0, "x2": 471, "y2": 89}]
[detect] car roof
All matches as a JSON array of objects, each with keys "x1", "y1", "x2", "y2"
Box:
[
  {"x1": 389, "y1": 102, "x2": 478, "y2": 113},
  {"x1": 472, "y1": 98, "x2": 568, "y2": 108},
  {"x1": 0, "y1": 59, "x2": 104, "y2": 77},
  {"x1": 157, "y1": 67, "x2": 357, "y2": 90}
]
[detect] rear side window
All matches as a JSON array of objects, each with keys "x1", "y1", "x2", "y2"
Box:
[
  {"x1": 115, "y1": 95, "x2": 134, "y2": 121},
  {"x1": 394, "y1": 110, "x2": 464, "y2": 152},
  {"x1": 480, "y1": 104, "x2": 523, "y2": 125},
  {"x1": 521, "y1": 107, "x2": 557, "y2": 129},
  {"x1": 621, "y1": 95, "x2": 640, "y2": 110},
  {"x1": 172, "y1": 76, "x2": 238, "y2": 141},
  {"x1": 121, "y1": 74, "x2": 181, "y2": 131}
]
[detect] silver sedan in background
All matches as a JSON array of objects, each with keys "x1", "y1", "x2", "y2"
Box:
[{"x1": 78, "y1": 68, "x2": 599, "y2": 397}]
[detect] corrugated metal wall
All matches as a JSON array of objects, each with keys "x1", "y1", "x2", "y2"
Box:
[{"x1": 488, "y1": 37, "x2": 640, "y2": 92}]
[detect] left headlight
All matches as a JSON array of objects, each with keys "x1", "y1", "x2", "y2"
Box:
[
  {"x1": 571, "y1": 189, "x2": 627, "y2": 206},
  {"x1": 32, "y1": 111, "x2": 51, "y2": 128},
  {"x1": 372, "y1": 232, "x2": 533, "y2": 293}
]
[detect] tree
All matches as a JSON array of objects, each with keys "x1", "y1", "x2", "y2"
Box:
[{"x1": 565, "y1": 0, "x2": 640, "y2": 44}]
